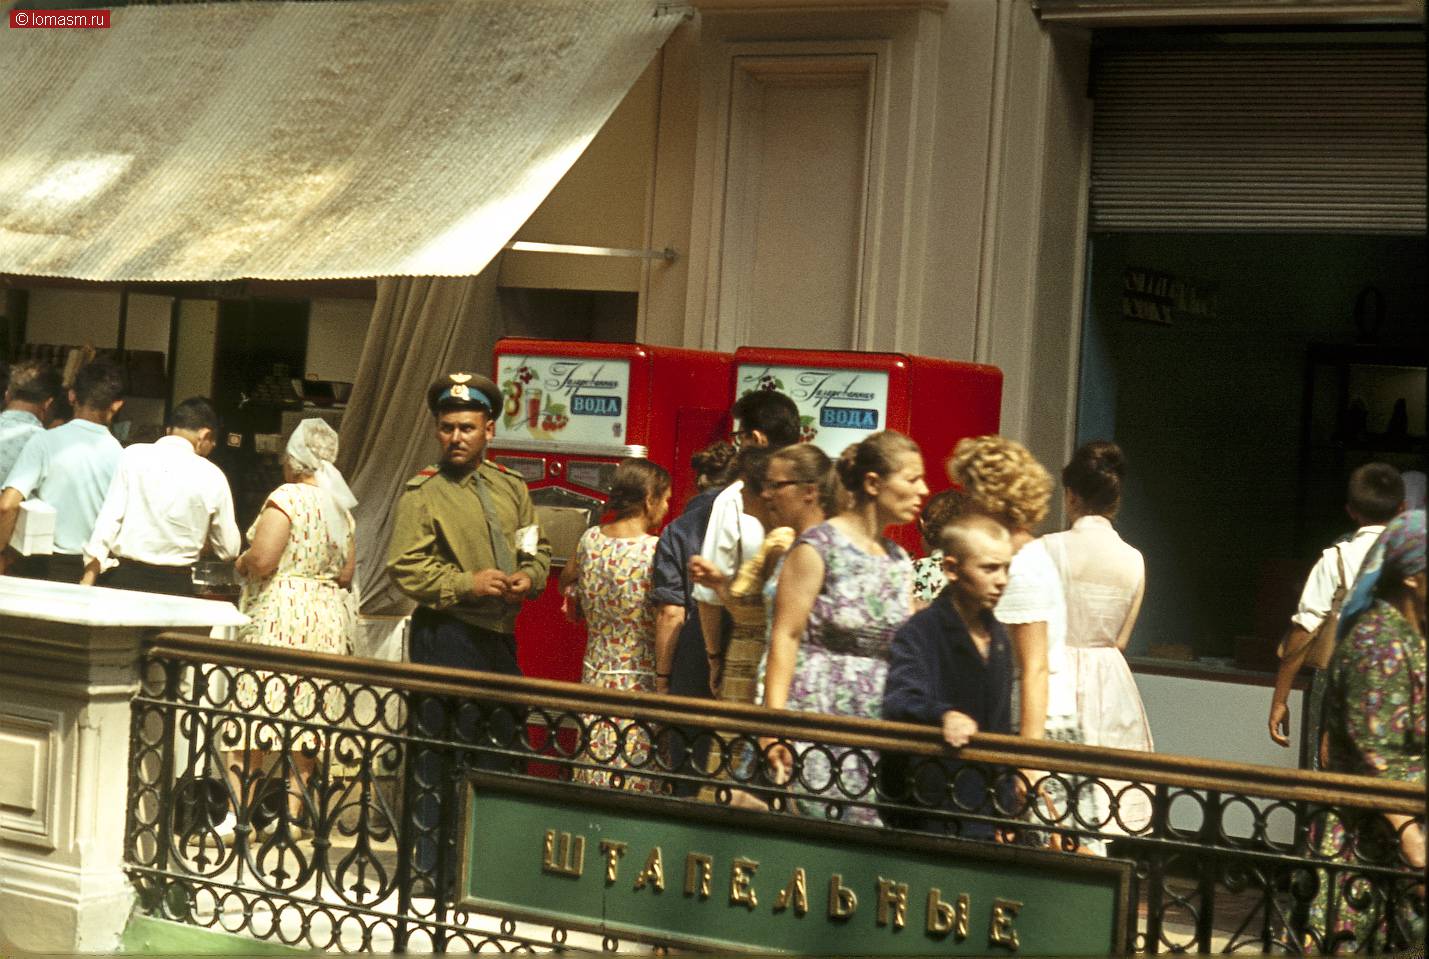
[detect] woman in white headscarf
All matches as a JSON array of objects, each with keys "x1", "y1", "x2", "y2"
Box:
[{"x1": 231, "y1": 419, "x2": 357, "y2": 832}]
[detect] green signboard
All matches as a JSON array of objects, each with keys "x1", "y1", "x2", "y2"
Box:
[{"x1": 459, "y1": 774, "x2": 1132, "y2": 955}]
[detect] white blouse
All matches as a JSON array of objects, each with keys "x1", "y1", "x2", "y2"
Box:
[
  {"x1": 1041, "y1": 515, "x2": 1144, "y2": 650},
  {"x1": 995, "y1": 538, "x2": 1076, "y2": 721}
]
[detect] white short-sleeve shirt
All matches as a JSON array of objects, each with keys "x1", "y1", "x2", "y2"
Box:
[
  {"x1": 995, "y1": 538, "x2": 1076, "y2": 722},
  {"x1": 691, "y1": 480, "x2": 764, "y2": 606},
  {"x1": 1290, "y1": 524, "x2": 1384, "y2": 633}
]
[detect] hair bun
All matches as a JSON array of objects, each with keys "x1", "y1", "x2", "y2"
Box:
[
  {"x1": 1088, "y1": 441, "x2": 1126, "y2": 478},
  {"x1": 835, "y1": 443, "x2": 862, "y2": 491}
]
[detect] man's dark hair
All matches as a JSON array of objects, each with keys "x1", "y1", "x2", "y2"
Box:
[
  {"x1": 1347, "y1": 462, "x2": 1404, "y2": 524},
  {"x1": 71, "y1": 358, "x2": 126, "y2": 409},
  {"x1": 168, "y1": 396, "x2": 221, "y2": 434},
  {"x1": 732, "y1": 389, "x2": 800, "y2": 448},
  {"x1": 8, "y1": 360, "x2": 63, "y2": 405}
]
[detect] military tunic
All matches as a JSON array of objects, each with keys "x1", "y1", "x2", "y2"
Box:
[{"x1": 387, "y1": 459, "x2": 551, "y2": 636}]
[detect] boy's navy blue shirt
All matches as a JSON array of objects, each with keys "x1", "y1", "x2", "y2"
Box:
[
  {"x1": 880, "y1": 586, "x2": 1014, "y2": 837},
  {"x1": 882, "y1": 587, "x2": 1014, "y2": 732}
]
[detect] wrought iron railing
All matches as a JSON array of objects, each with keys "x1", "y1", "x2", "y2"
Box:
[{"x1": 125, "y1": 633, "x2": 1424, "y2": 954}]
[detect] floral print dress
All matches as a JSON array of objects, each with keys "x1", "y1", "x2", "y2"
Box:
[
  {"x1": 785, "y1": 522, "x2": 913, "y2": 825},
  {"x1": 236, "y1": 483, "x2": 356, "y2": 749},
  {"x1": 911, "y1": 550, "x2": 946, "y2": 606},
  {"x1": 573, "y1": 525, "x2": 658, "y2": 791},
  {"x1": 1306, "y1": 599, "x2": 1425, "y2": 952}
]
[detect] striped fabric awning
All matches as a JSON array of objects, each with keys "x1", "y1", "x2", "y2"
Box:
[{"x1": 0, "y1": 0, "x2": 678, "y2": 281}]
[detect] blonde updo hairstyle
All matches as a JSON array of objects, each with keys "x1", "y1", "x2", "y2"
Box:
[
  {"x1": 946, "y1": 435, "x2": 1052, "y2": 531},
  {"x1": 835, "y1": 430, "x2": 922, "y2": 507}
]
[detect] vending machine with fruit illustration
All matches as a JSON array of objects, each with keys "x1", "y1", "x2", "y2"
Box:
[
  {"x1": 732, "y1": 347, "x2": 1003, "y2": 552},
  {"x1": 490, "y1": 338, "x2": 732, "y2": 682}
]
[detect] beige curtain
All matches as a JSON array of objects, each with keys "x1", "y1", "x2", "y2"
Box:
[{"x1": 337, "y1": 261, "x2": 503, "y2": 614}]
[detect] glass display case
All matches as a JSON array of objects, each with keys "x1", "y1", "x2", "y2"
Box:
[{"x1": 1296, "y1": 343, "x2": 1427, "y2": 555}]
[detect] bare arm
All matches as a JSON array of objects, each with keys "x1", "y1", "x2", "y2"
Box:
[
  {"x1": 762, "y1": 543, "x2": 825, "y2": 712},
  {"x1": 557, "y1": 549, "x2": 581, "y2": 591},
  {"x1": 1009, "y1": 621, "x2": 1050, "y2": 739},
  {"x1": 652, "y1": 604, "x2": 683, "y2": 694},
  {"x1": 696, "y1": 600, "x2": 725, "y2": 695},
  {"x1": 1268, "y1": 624, "x2": 1313, "y2": 747},
  {"x1": 338, "y1": 538, "x2": 356, "y2": 590},
  {"x1": 236, "y1": 505, "x2": 291, "y2": 580},
  {"x1": 0, "y1": 488, "x2": 23, "y2": 564}
]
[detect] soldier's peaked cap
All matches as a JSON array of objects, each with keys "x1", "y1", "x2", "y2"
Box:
[{"x1": 427, "y1": 372, "x2": 502, "y2": 415}]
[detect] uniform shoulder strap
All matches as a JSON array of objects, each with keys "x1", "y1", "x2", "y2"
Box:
[
  {"x1": 405, "y1": 466, "x2": 440, "y2": 489},
  {"x1": 485, "y1": 458, "x2": 519, "y2": 478}
]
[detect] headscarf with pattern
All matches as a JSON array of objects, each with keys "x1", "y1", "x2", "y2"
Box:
[{"x1": 1337, "y1": 509, "x2": 1426, "y2": 642}]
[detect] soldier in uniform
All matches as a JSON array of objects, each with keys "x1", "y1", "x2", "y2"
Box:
[
  {"x1": 387, "y1": 372, "x2": 551, "y2": 676},
  {"x1": 387, "y1": 372, "x2": 551, "y2": 898}
]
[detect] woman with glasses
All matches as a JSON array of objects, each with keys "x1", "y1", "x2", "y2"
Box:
[{"x1": 762, "y1": 431, "x2": 925, "y2": 824}]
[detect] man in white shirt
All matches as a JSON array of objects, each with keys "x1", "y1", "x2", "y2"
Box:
[
  {"x1": 0, "y1": 358, "x2": 126, "y2": 582},
  {"x1": 81, "y1": 396, "x2": 240, "y2": 596},
  {"x1": 0, "y1": 360, "x2": 63, "y2": 484},
  {"x1": 692, "y1": 389, "x2": 800, "y2": 692},
  {"x1": 1268, "y1": 461, "x2": 1404, "y2": 766}
]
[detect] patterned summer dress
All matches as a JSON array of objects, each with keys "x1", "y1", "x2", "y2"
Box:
[
  {"x1": 236, "y1": 483, "x2": 357, "y2": 750},
  {"x1": 911, "y1": 549, "x2": 946, "y2": 606},
  {"x1": 785, "y1": 522, "x2": 913, "y2": 825},
  {"x1": 573, "y1": 525, "x2": 658, "y2": 791},
  {"x1": 1306, "y1": 599, "x2": 1425, "y2": 952}
]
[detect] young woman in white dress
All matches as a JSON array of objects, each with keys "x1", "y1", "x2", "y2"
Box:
[{"x1": 1041, "y1": 440, "x2": 1154, "y2": 834}]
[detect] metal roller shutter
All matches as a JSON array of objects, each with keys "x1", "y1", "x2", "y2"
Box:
[{"x1": 1090, "y1": 45, "x2": 1426, "y2": 233}]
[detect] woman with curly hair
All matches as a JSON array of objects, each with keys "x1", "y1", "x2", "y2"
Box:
[{"x1": 947, "y1": 435, "x2": 1094, "y2": 849}]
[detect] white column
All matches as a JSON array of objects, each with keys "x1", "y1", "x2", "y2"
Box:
[{"x1": 0, "y1": 580, "x2": 246, "y2": 953}]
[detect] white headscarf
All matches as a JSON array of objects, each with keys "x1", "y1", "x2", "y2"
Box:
[{"x1": 286, "y1": 419, "x2": 357, "y2": 549}]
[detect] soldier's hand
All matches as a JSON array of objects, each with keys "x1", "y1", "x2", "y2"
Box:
[
  {"x1": 470, "y1": 569, "x2": 510, "y2": 598},
  {"x1": 503, "y1": 572, "x2": 533, "y2": 603}
]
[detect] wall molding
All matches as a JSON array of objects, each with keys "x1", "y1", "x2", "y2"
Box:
[{"x1": 0, "y1": 706, "x2": 61, "y2": 851}]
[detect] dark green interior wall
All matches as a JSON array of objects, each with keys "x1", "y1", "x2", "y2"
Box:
[{"x1": 1078, "y1": 233, "x2": 1426, "y2": 659}]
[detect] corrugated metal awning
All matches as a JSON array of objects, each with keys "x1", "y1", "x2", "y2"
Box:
[
  {"x1": 1090, "y1": 43, "x2": 1427, "y2": 234},
  {"x1": 0, "y1": 0, "x2": 680, "y2": 281}
]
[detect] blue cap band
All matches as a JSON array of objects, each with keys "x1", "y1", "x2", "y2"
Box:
[{"x1": 436, "y1": 383, "x2": 493, "y2": 411}]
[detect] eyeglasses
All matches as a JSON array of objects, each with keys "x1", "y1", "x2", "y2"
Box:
[
  {"x1": 729, "y1": 428, "x2": 756, "y2": 449},
  {"x1": 765, "y1": 479, "x2": 812, "y2": 490}
]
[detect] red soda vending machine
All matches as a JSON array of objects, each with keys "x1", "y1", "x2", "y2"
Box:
[
  {"x1": 731, "y1": 347, "x2": 1002, "y2": 553},
  {"x1": 489, "y1": 338, "x2": 732, "y2": 682}
]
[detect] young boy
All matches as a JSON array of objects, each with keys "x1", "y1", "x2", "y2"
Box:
[
  {"x1": 1268, "y1": 461, "x2": 1404, "y2": 767},
  {"x1": 881, "y1": 513, "x2": 1014, "y2": 837}
]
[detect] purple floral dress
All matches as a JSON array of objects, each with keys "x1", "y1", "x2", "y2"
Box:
[{"x1": 785, "y1": 522, "x2": 913, "y2": 825}]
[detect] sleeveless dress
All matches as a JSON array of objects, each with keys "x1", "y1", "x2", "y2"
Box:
[
  {"x1": 573, "y1": 526, "x2": 658, "y2": 791},
  {"x1": 784, "y1": 522, "x2": 913, "y2": 825},
  {"x1": 1043, "y1": 515, "x2": 1154, "y2": 834},
  {"x1": 236, "y1": 483, "x2": 357, "y2": 749}
]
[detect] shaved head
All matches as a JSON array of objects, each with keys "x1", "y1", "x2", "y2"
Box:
[{"x1": 937, "y1": 513, "x2": 1011, "y2": 561}]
